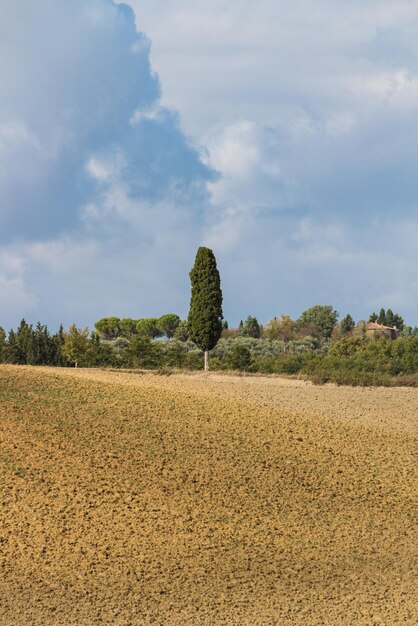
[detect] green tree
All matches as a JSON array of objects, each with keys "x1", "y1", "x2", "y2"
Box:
[
  {"x1": 6, "y1": 329, "x2": 19, "y2": 363},
  {"x1": 94, "y1": 317, "x2": 120, "y2": 340},
  {"x1": 62, "y1": 325, "x2": 90, "y2": 367},
  {"x1": 340, "y1": 314, "x2": 355, "y2": 335},
  {"x1": 385, "y1": 309, "x2": 394, "y2": 328},
  {"x1": 126, "y1": 335, "x2": 163, "y2": 369},
  {"x1": 136, "y1": 318, "x2": 162, "y2": 339},
  {"x1": 297, "y1": 305, "x2": 338, "y2": 338},
  {"x1": 378, "y1": 308, "x2": 386, "y2": 325},
  {"x1": 32, "y1": 322, "x2": 53, "y2": 365},
  {"x1": 157, "y1": 314, "x2": 181, "y2": 339},
  {"x1": 227, "y1": 343, "x2": 252, "y2": 371},
  {"x1": 52, "y1": 325, "x2": 66, "y2": 366},
  {"x1": 392, "y1": 313, "x2": 404, "y2": 330},
  {"x1": 14, "y1": 319, "x2": 34, "y2": 364},
  {"x1": 174, "y1": 320, "x2": 189, "y2": 342},
  {"x1": 242, "y1": 315, "x2": 261, "y2": 338},
  {"x1": 188, "y1": 247, "x2": 223, "y2": 370},
  {"x1": 86, "y1": 336, "x2": 115, "y2": 367},
  {"x1": 119, "y1": 318, "x2": 137, "y2": 338}
]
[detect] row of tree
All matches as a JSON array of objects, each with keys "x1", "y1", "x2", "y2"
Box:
[
  {"x1": 0, "y1": 321, "x2": 116, "y2": 368},
  {"x1": 0, "y1": 248, "x2": 415, "y2": 371},
  {"x1": 95, "y1": 314, "x2": 183, "y2": 340},
  {"x1": 0, "y1": 321, "x2": 66, "y2": 366},
  {"x1": 94, "y1": 307, "x2": 404, "y2": 346},
  {"x1": 0, "y1": 308, "x2": 413, "y2": 371},
  {"x1": 368, "y1": 308, "x2": 404, "y2": 329}
]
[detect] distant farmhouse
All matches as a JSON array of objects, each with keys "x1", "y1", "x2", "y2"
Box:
[{"x1": 365, "y1": 322, "x2": 401, "y2": 340}]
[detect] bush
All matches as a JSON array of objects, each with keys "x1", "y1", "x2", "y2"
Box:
[
  {"x1": 125, "y1": 335, "x2": 163, "y2": 369},
  {"x1": 299, "y1": 336, "x2": 418, "y2": 386},
  {"x1": 226, "y1": 344, "x2": 252, "y2": 371},
  {"x1": 184, "y1": 350, "x2": 204, "y2": 370},
  {"x1": 162, "y1": 341, "x2": 187, "y2": 368}
]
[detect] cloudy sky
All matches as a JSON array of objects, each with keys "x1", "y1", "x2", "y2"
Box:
[{"x1": 1, "y1": 0, "x2": 418, "y2": 330}]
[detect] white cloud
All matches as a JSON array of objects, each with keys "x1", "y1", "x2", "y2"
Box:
[
  {"x1": 204, "y1": 121, "x2": 297, "y2": 216},
  {"x1": 351, "y1": 70, "x2": 418, "y2": 109},
  {"x1": 0, "y1": 122, "x2": 40, "y2": 152},
  {"x1": 0, "y1": 250, "x2": 38, "y2": 321},
  {"x1": 1, "y1": 0, "x2": 418, "y2": 330},
  {"x1": 127, "y1": 0, "x2": 418, "y2": 133},
  {"x1": 27, "y1": 239, "x2": 100, "y2": 273}
]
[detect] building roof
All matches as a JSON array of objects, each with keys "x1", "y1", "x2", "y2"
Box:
[{"x1": 366, "y1": 322, "x2": 399, "y2": 331}]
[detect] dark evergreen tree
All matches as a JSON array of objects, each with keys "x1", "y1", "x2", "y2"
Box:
[
  {"x1": 385, "y1": 309, "x2": 394, "y2": 328},
  {"x1": 33, "y1": 322, "x2": 52, "y2": 365},
  {"x1": 372, "y1": 308, "x2": 404, "y2": 330},
  {"x1": 15, "y1": 319, "x2": 32, "y2": 364},
  {"x1": 52, "y1": 325, "x2": 66, "y2": 366},
  {"x1": 242, "y1": 315, "x2": 261, "y2": 338},
  {"x1": 392, "y1": 313, "x2": 404, "y2": 330},
  {"x1": 188, "y1": 247, "x2": 223, "y2": 370},
  {"x1": 6, "y1": 329, "x2": 18, "y2": 364},
  {"x1": 341, "y1": 314, "x2": 355, "y2": 335}
]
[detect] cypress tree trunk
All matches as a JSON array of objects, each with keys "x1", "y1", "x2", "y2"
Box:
[{"x1": 188, "y1": 247, "x2": 223, "y2": 371}]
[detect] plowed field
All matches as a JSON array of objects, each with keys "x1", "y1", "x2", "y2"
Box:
[{"x1": 0, "y1": 365, "x2": 416, "y2": 625}]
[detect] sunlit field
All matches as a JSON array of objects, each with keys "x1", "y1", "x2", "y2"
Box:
[{"x1": 0, "y1": 366, "x2": 416, "y2": 625}]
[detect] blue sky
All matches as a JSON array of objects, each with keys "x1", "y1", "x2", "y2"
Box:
[{"x1": 1, "y1": 0, "x2": 418, "y2": 330}]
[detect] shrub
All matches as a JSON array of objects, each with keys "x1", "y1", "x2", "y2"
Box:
[
  {"x1": 184, "y1": 350, "x2": 204, "y2": 370},
  {"x1": 125, "y1": 335, "x2": 163, "y2": 369},
  {"x1": 226, "y1": 344, "x2": 252, "y2": 371}
]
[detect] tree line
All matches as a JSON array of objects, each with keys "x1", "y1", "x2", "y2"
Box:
[{"x1": 1, "y1": 247, "x2": 417, "y2": 384}]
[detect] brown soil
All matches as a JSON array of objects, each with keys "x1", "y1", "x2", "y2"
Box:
[{"x1": 0, "y1": 365, "x2": 416, "y2": 625}]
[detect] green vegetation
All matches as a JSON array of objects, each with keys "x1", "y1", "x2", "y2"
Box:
[
  {"x1": 1, "y1": 245, "x2": 417, "y2": 386},
  {"x1": 2, "y1": 319, "x2": 417, "y2": 387},
  {"x1": 296, "y1": 305, "x2": 339, "y2": 338},
  {"x1": 300, "y1": 336, "x2": 418, "y2": 386},
  {"x1": 241, "y1": 316, "x2": 262, "y2": 338}
]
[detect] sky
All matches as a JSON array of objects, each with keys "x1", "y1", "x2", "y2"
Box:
[{"x1": 1, "y1": 0, "x2": 418, "y2": 330}]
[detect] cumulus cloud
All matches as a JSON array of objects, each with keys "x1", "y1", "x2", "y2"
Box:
[
  {"x1": 0, "y1": 0, "x2": 214, "y2": 329},
  {"x1": 0, "y1": 0, "x2": 213, "y2": 241},
  {"x1": 130, "y1": 0, "x2": 418, "y2": 323},
  {"x1": 204, "y1": 121, "x2": 297, "y2": 214}
]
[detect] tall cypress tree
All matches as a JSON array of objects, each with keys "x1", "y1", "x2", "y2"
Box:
[{"x1": 188, "y1": 247, "x2": 223, "y2": 371}]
